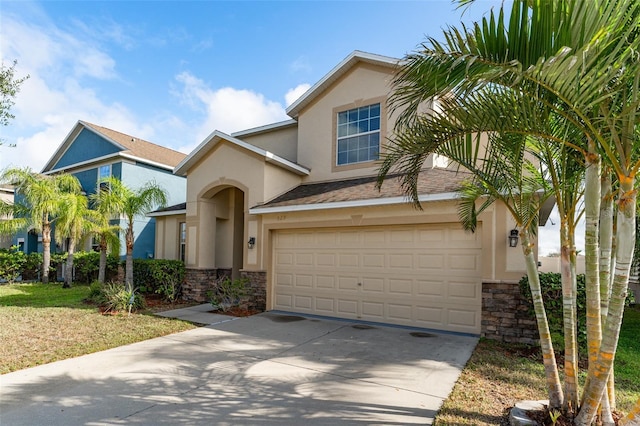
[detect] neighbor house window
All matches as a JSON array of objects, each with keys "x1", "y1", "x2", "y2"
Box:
[
  {"x1": 179, "y1": 222, "x2": 186, "y2": 263},
  {"x1": 98, "y1": 164, "x2": 111, "y2": 191},
  {"x1": 91, "y1": 235, "x2": 100, "y2": 252},
  {"x1": 336, "y1": 103, "x2": 380, "y2": 166}
]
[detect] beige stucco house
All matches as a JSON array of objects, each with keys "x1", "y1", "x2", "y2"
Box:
[{"x1": 151, "y1": 51, "x2": 545, "y2": 336}]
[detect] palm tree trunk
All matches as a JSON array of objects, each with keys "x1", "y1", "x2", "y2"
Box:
[
  {"x1": 618, "y1": 398, "x2": 640, "y2": 426},
  {"x1": 125, "y1": 224, "x2": 134, "y2": 292},
  {"x1": 576, "y1": 178, "x2": 635, "y2": 425},
  {"x1": 98, "y1": 235, "x2": 107, "y2": 284},
  {"x1": 560, "y1": 219, "x2": 579, "y2": 414},
  {"x1": 599, "y1": 172, "x2": 616, "y2": 420},
  {"x1": 63, "y1": 239, "x2": 75, "y2": 288},
  {"x1": 521, "y1": 228, "x2": 564, "y2": 409},
  {"x1": 584, "y1": 148, "x2": 602, "y2": 369},
  {"x1": 41, "y1": 219, "x2": 51, "y2": 284}
]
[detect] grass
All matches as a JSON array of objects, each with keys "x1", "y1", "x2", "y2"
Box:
[
  {"x1": 0, "y1": 282, "x2": 197, "y2": 374},
  {"x1": 434, "y1": 305, "x2": 640, "y2": 425},
  {"x1": 2, "y1": 282, "x2": 638, "y2": 424}
]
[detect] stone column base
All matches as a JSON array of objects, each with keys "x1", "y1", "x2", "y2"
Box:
[
  {"x1": 183, "y1": 268, "x2": 219, "y2": 302},
  {"x1": 482, "y1": 281, "x2": 539, "y2": 345},
  {"x1": 240, "y1": 270, "x2": 266, "y2": 312},
  {"x1": 184, "y1": 268, "x2": 266, "y2": 311}
]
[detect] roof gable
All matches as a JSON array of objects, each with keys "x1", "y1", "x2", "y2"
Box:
[
  {"x1": 42, "y1": 121, "x2": 186, "y2": 173},
  {"x1": 174, "y1": 130, "x2": 309, "y2": 177},
  {"x1": 286, "y1": 50, "x2": 399, "y2": 119},
  {"x1": 50, "y1": 127, "x2": 123, "y2": 170}
]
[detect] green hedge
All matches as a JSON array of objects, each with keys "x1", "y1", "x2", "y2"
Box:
[
  {"x1": 72, "y1": 251, "x2": 120, "y2": 283},
  {"x1": 21, "y1": 252, "x2": 43, "y2": 281},
  {"x1": 0, "y1": 247, "x2": 27, "y2": 283},
  {"x1": 519, "y1": 272, "x2": 635, "y2": 355},
  {"x1": 132, "y1": 259, "x2": 185, "y2": 297}
]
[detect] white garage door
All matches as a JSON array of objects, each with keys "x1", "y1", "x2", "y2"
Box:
[{"x1": 272, "y1": 223, "x2": 482, "y2": 334}]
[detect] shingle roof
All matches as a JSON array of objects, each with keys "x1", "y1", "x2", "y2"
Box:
[
  {"x1": 152, "y1": 202, "x2": 186, "y2": 213},
  {"x1": 257, "y1": 168, "x2": 471, "y2": 209},
  {"x1": 82, "y1": 121, "x2": 186, "y2": 168}
]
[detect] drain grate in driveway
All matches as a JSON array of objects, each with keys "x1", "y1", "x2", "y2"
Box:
[
  {"x1": 268, "y1": 314, "x2": 306, "y2": 323},
  {"x1": 352, "y1": 324, "x2": 376, "y2": 330},
  {"x1": 410, "y1": 331, "x2": 437, "y2": 338}
]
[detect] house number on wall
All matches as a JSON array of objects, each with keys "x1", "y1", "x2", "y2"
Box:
[{"x1": 276, "y1": 215, "x2": 287, "y2": 221}]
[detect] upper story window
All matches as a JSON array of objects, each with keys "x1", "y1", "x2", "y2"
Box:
[
  {"x1": 98, "y1": 164, "x2": 111, "y2": 191},
  {"x1": 336, "y1": 103, "x2": 380, "y2": 166}
]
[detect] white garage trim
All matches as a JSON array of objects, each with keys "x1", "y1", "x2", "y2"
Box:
[{"x1": 271, "y1": 223, "x2": 482, "y2": 334}]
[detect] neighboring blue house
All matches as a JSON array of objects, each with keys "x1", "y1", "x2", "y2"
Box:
[{"x1": 15, "y1": 120, "x2": 187, "y2": 259}]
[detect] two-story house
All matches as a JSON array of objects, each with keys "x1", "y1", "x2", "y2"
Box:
[
  {"x1": 151, "y1": 51, "x2": 547, "y2": 335},
  {"x1": 16, "y1": 121, "x2": 187, "y2": 259}
]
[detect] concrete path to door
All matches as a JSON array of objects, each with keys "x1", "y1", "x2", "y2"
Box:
[{"x1": 0, "y1": 311, "x2": 478, "y2": 425}]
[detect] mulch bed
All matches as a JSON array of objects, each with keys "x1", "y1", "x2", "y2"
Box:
[{"x1": 526, "y1": 406, "x2": 624, "y2": 425}]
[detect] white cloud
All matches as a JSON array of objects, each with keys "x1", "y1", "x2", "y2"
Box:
[
  {"x1": 0, "y1": 7, "x2": 151, "y2": 172},
  {"x1": 173, "y1": 71, "x2": 289, "y2": 151},
  {"x1": 285, "y1": 83, "x2": 311, "y2": 107},
  {"x1": 0, "y1": 4, "x2": 307, "y2": 173}
]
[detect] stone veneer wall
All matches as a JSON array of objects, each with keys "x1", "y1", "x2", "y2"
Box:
[
  {"x1": 184, "y1": 268, "x2": 266, "y2": 311},
  {"x1": 183, "y1": 269, "x2": 219, "y2": 302},
  {"x1": 240, "y1": 270, "x2": 267, "y2": 312},
  {"x1": 482, "y1": 281, "x2": 539, "y2": 345}
]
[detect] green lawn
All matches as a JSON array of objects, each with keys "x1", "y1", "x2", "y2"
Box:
[
  {"x1": 434, "y1": 306, "x2": 640, "y2": 425},
  {"x1": 0, "y1": 282, "x2": 196, "y2": 374},
  {"x1": 2, "y1": 282, "x2": 637, "y2": 424}
]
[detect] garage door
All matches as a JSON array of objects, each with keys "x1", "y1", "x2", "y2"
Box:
[{"x1": 272, "y1": 223, "x2": 482, "y2": 334}]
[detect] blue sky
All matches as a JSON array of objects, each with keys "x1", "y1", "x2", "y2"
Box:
[
  {"x1": 2, "y1": 0, "x2": 571, "y2": 255},
  {"x1": 1, "y1": 0, "x2": 506, "y2": 168}
]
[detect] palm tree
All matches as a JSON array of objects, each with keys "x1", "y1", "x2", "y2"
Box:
[
  {"x1": 381, "y1": 96, "x2": 565, "y2": 408},
  {"x1": 94, "y1": 177, "x2": 167, "y2": 291},
  {"x1": 55, "y1": 192, "x2": 100, "y2": 288},
  {"x1": 378, "y1": 0, "x2": 639, "y2": 422},
  {"x1": 89, "y1": 188, "x2": 122, "y2": 284},
  {"x1": 0, "y1": 168, "x2": 81, "y2": 283},
  {"x1": 92, "y1": 221, "x2": 120, "y2": 284}
]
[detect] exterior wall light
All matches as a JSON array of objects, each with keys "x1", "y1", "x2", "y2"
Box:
[
  {"x1": 508, "y1": 229, "x2": 519, "y2": 248},
  {"x1": 248, "y1": 237, "x2": 256, "y2": 249}
]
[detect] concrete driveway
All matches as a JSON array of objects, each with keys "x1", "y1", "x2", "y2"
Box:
[{"x1": 0, "y1": 312, "x2": 478, "y2": 425}]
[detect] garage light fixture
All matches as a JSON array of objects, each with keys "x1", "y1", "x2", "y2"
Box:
[
  {"x1": 508, "y1": 229, "x2": 519, "y2": 248},
  {"x1": 248, "y1": 237, "x2": 256, "y2": 249}
]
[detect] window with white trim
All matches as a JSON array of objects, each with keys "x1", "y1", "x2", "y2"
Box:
[
  {"x1": 336, "y1": 103, "x2": 380, "y2": 166},
  {"x1": 98, "y1": 164, "x2": 111, "y2": 191}
]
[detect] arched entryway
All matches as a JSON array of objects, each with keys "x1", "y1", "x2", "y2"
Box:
[
  {"x1": 197, "y1": 184, "x2": 246, "y2": 281},
  {"x1": 182, "y1": 183, "x2": 252, "y2": 303}
]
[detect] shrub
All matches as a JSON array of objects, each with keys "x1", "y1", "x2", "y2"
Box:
[
  {"x1": 0, "y1": 246, "x2": 26, "y2": 283},
  {"x1": 87, "y1": 280, "x2": 103, "y2": 302},
  {"x1": 21, "y1": 252, "x2": 42, "y2": 281},
  {"x1": 73, "y1": 251, "x2": 119, "y2": 283},
  {"x1": 95, "y1": 281, "x2": 144, "y2": 313},
  {"x1": 49, "y1": 252, "x2": 68, "y2": 281},
  {"x1": 133, "y1": 259, "x2": 185, "y2": 298},
  {"x1": 150, "y1": 261, "x2": 185, "y2": 303},
  {"x1": 519, "y1": 272, "x2": 635, "y2": 355},
  {"x1": 132, "y1": 259, "x2": 154, "y2": 293},
  {"x1": 208, "y1": 277, "x2": 249, "y2": 312}
]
